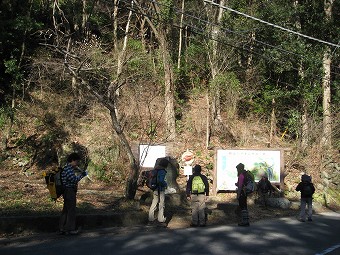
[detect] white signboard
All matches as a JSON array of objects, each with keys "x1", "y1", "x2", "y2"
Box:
[
  {"x1": 216, "y1": 149, "x2": 281, "y2": 191},
  {"x1": 183, "y1": 165, "x2": 193, "y2": 175},
  {"x1": 139, "y1": 145, "x2": 166, "y2": 168}
]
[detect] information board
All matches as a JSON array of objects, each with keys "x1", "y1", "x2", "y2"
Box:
[
  {"x1": 139, "y1": 144, "x2": 166, "y2": 168},
  {"x1": 215, "y1": 149, "x2": 281, "y2": 191}
]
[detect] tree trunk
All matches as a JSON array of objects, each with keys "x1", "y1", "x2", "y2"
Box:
[
  {"x1": 177, "y1": 0, "x2": 185, "y2": 69},
  {"x1": 134, "y1": 0, "x2": 176, "y2": 141},
  {"x1": 113, "y1": 0, "x2": 118, "y2": 51},
  {"x1": 321, "y1": 0, "x2": 334, "y2": 148},
  {"x1": 269, "y1": 99, "x2": 276, "y2": 147},
  {"x1": 207, "y1": 0, "x2": 227, "y2": 139},
  {"x1": 160, "y1": 32, "x2": 176, "y2": 141},
  {"x1": 321, "y1": 46, "x2": 332, "y2": 148}
]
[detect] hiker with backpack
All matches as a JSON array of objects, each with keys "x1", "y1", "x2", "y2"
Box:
[
  {"x1": 257, "y1": 173, "x2": 275, "y2": 209},
  {"x1": 186, "y1": 164, "x2": 209, "y2": 227},
  {"x1": 296, "y1": 174, "x2": 315, "y2": 222},
  {"x1": 235, "y1": 163, "x2": 251, "y2": 227},
  {"x1": 148, "y1": 158, "x2": 168, "y2": 226},
  {"x1": 59, "y1": 152, "x2": 87, "y2": 235}
]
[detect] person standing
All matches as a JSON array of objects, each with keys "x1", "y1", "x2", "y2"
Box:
[
  {"x1": 296, "y1": 174, "x2": 315, "y2": 222},
  {"x1": 236, "y1": 163, "x2": 250, "y2": 227},
  {"x1": 186, "y1": 164, "x2": 209, "y2": 227},
  {"x1": 59, "y1": 152, "x2": 87, "y2": 235},
  {"x1": 148, "y1": 158, "x2": 168, "y2": 226},
  {"x1": 257, "y1": 173, "x2": 275, "y2": 208}
]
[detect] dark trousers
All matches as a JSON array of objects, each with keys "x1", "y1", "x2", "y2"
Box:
[
  {"x1": 59, "y1": 187, "x2": 77, "y2": 231},
  {"x1": 238, "y1": 190, "x2": 247, "y2": 210},
  {"x1": 238, "y1": 190, "x2": 249, "y2": 224}
]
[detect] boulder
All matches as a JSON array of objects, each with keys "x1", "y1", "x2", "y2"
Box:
[{"x1": 267, "y1": 197, "x2": 292, "y2": 209}]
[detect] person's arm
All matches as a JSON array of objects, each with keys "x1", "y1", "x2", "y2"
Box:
[
  {"x1": 237, "y1": 174, "x2": 245, "y2": 198},
  {"x1": 186, "y1": 176, "x2": 193, "y2": 198},
  {"x1": 296, "y1": 182, "x2": 302, "y2": 191},
  {"x1": 311, "y1": 183, "x2": 316, "y2": 193},
  {"x1": 158, "y1": 169, "x2": 167, "y2": 188},
  {"x1": 202, "y1": 175, "x2": 209, "y2": 196},
  {"x1": 63, "y1": 165, "x2": 83, "y2": 185}
]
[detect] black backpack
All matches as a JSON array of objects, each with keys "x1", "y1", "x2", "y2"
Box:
[{"x1": 302, "y1": 182, "x2": 314, "y2": 196}]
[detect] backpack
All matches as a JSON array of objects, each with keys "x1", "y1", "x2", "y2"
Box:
[
  {"x1": 302, "y1": 182, "x2": 314, "y2": 196},
  {"x1": 145, "y1": 169, "x2": 159, "y2": 191},
  {"x1": 45, "y1": 166, "x2": 65, "y2": 201},
  {"x1": 244, "y1": 170, "x2": 255, "y2": 194},
  {"x1": 192, "y1": 176, "x2": 205, "y2": 194}
]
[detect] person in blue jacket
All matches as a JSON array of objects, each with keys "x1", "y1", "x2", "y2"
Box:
[{"x1": 148, "y1": 158, "x2": 168, "y2": 225}]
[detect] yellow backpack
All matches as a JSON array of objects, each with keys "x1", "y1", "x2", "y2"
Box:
[{"x1": 192, "y1": 176, "x2": 205, "y2": 194}]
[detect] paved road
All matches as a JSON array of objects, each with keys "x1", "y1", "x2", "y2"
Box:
[{"x1": 0, "y1": 211, "x2": 339, "y2": 255}]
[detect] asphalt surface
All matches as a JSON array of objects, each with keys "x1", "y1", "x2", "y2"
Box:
[{"x1": 0, "y1": 211, "x2": 339, "y2": 255}]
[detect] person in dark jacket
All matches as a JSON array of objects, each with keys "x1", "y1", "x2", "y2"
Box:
[
  {"x1": 186, "y1": 164, "x2": 209, "y2": 227},
  {"x1": 296, "y1": 174, "x2": 315, "y2": 222},
  {"x1": 257, "y1": 173, "x2": 275, "y2": 208}
]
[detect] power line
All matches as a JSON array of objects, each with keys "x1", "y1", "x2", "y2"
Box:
[
  {"x1": 121, "y1": 0, "x2": 339, "y2": 81},
  {"x1": 147, "y1": 0, "x2": 340, "y2": 73},
  {"x1": 147, "y1": 0, "x2": 340, "y2": 75},
  {"x1": 203, "y1": 0, "x2": 340, "y2": 49}
]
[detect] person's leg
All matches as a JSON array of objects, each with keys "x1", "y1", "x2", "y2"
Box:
[
  {"x1": 198, "y1": 194, "x2": 206, "y2": 226},
  {"x1": 263, "y1": 192, "x2": 269, "y2": 208},
  {"x1": 259, "y1": 191, "x2": 265, "y2": 207},
  {"x1": 191, "y1": 194, "x2": 199, "y2": 226},
  {"x1": 63, "y1": 188, "x2": 77, "y2": 231},
  {"x1": 238, "y1": 192, "x2": 249, "y2": 226},
  {"x1": 157, "y1": 190, "x2": 166, "y2": 222},
  {"x1": 59, "y1": 198, "x2": 67, "y2": 232},
  {"x1": 148, "y1": 190, "x2": 159, "y2": 222},
  {"x1": 307, "y1": 198, "x2": 313, "y2": 221},
  {"x1": 300, "y1": 198, "x2": 307, "y2": 221}
]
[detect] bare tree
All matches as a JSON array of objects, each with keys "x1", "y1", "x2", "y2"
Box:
[
  {"x1": 204, "y1": 0, "x2": 236, "y2": 146},
  {"x1": 49, "y1": 0, "x2": 140, "y2": 199},
  {"x1": 321, "y1": 0, "x2": 334, "y2": 148},
  {"x1": 133, "y1": 0, "x2": 176, "y2": 141}
]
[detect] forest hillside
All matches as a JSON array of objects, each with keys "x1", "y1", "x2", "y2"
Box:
[{"x1": 0, "y1": 0, "x2": 339, "y2": 213}]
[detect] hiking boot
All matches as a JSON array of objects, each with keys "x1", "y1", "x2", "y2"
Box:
[
  {"x1": 147, "y1": 220, "x2": 156, "y2": 226},
  {"x1": 299, "y1": 219, "x2": 305, "y2": 222},
  {"x1": 190, "y1": 223, "x2": 198, "y2": 227},
  {"x1": 69, "y1": 230, "x2": 79, "y2": 235},
  {"x1": 157, "y1": 221, "x2": 167, "y2": 228},
  {"x1": 199, "y1": 224, "x2": 206, "y2": 227},
  {"x1": 238, "y1": 222, "x2": 250, "y2": 227},
  {"x1": 308, "y1": 218, "x2": 312, "y2": 222}
]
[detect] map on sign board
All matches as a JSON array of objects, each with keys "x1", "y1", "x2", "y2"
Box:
[
  {"x1": 139, "y1": 145, "x2": 166, "y2": 168},
  {"x1": 216, "y1": 149, "x2": 281, "y2": 191}
]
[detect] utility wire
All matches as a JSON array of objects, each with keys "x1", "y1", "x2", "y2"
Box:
[
  {"x1": 125, "y1": 0, "x2": 340, "y2": 77},
  {"x1": 148, "y1": 0, "x2": 340, "y2": 72},
  {"x1": 203, "y1": 0, "x2": 340, "y2": 49},
  {"x1": 122, "y1": 0, "x2": 339, "y2": 81}
]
